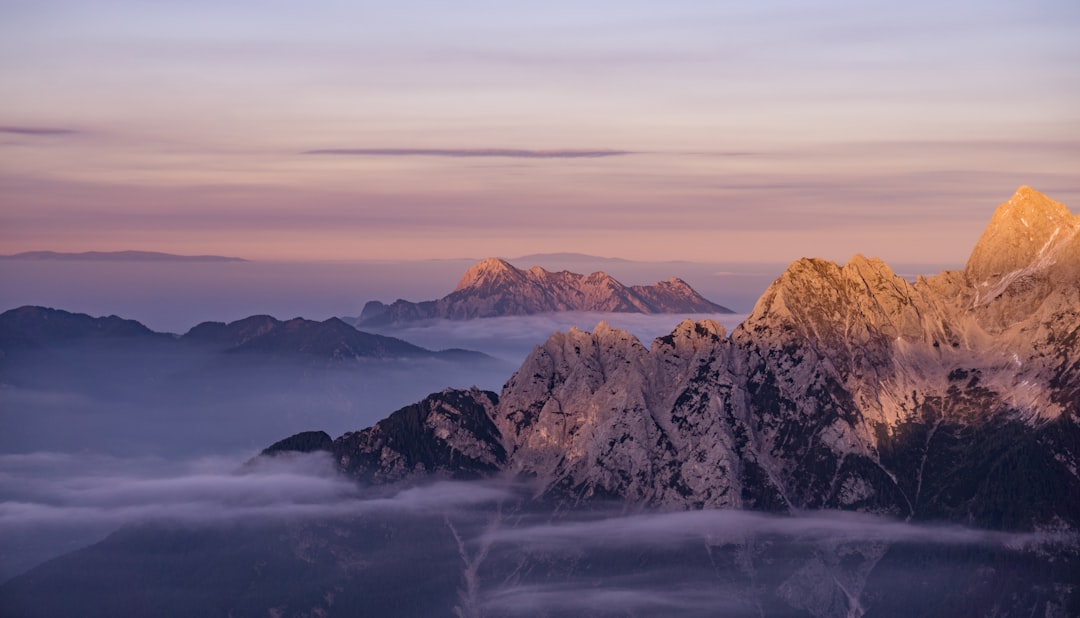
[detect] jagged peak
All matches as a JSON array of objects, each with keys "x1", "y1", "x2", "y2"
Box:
[
  {"x1": 584, "y1": 270, "x2": 617, "y2": 284},
  {"x1": 773, "y1": 257, "x2": 843, "y2": 285},
  {"x1": 593, "y1": 320, "x2": 640, "y2": 342},
  {"x1": 454, "y1": 257, "x2": 521, "y2": 291},
  {"x1": 671, "y1": 318, "x2": 726, "y2": 340},
  {"x1": 965, "y1": 186, "x2": 1078, "y2": 287},
  {"x1": 650, "y1": 276, "x2": 692, "y2": 289},
  {"x1": 844, "y1": 253, "x2": 876, "y2": 268},
  {"x1": 555, "y1": 321, "x2": 640, "y2": 347},
  {"x1": 842, "y1": 254, "x2": 900, "y2": 282}
]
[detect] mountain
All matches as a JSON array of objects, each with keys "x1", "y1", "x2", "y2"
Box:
[
  {"x1": 181, "y1": 314, "x2": 485, "y2": 362},
  {"x1": 345, "y1": 187, "x2": 1073, "y2": 515},
  {"x1": 0, "y1": 250, "x2": 247, "y2": 262},
  {"x1": 301, "y1": 186, "x2": 1080, "y2": 611},
  {"x1": 325, "y1": 189, "x2": 1080, "y2": 522},
  {"x1": 3, "y1": 187, "x2": 1077, "y2": 617},
  {"x1": 0, "y1": 305, "x2": 170, "y2": 349},
  {"x1": 356, "y1": 258, "x2": 731, "y2": 324},
  {"x1": 0, "y1": 306, "x2": 493, "y2": 363}
]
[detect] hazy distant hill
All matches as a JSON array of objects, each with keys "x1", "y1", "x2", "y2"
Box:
[
  {"x1": 357, "y1": 258, "x2": 732, "y2": 325},
  {"x1": 0, "y1": 306, "x2": 491, "y2": 363},
  {"x1": 182, "y1": 314, "x2": 489, "y2": 362},
  {"x1": 0, "y1": 250, "x2": 247, "y2": 262}
]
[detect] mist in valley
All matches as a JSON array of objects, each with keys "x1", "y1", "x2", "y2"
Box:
[{"x1": 2, "y1": 454, "x2": 1070, "y2": 616}]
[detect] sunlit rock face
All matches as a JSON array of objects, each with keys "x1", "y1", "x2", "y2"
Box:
[
  {"x1": 494, "y1": 319, "x2": 769, "y2": 508},
  {"x1": 357, "y1": 257, "x2": 731, "y2": 324},
  {"x1": 348, "y1": 187, "x2": 1080, "y2": 532}
]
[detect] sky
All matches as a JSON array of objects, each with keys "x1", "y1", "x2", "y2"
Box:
[{"x1": 1, "y1": 0, "x2": 1078, "y2": 264}]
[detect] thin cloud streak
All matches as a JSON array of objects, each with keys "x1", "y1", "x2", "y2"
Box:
[
  {"x1": 482, "y1": 508, "x2": 1070, "y2": 551},
  {"x1": 0, "y1": 452, "x2": 513, "y2": 530},
  {"x1": 303, "y1": 148, "x2": 634, "y2": 159},
  {"x1": 0, "y1": 126, "x2": 79, "y2": 136},
  {"x1": 483, "y1": 583, "x2": 748, "y2": 615}
]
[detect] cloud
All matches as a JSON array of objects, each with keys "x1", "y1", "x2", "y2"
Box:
[
  {"x1": 0, "y1": 126, "x2": 79, "y2": 136},
  {"x1": 0, "y1": 452, "x2": 512, "y2": 531},
  {"x1": 302, "y1": 148, "x2": 633, "y2": 158},
  {"x1": 0, "y1": 450, "x2": 514, "y2": 581},
  {"x1": 483, "y1": 582, "x2": 749, "y2": 615},
  {"x1": 483, "y1": 508, "x2": 1068, "y2": 551},
  {"x1": 364, "y1": 312, "x2": 748, "y2": 365}
]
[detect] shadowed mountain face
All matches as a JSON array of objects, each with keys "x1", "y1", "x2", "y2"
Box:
[
  {"x1": 0, "y1": 305, "x2": 169, "y2": 349},
  {"x1": 357, "y1": 258, "x2": 732, "y2": 325},
  {"x1": 2, "y1": 188, "x2": 1078, "y2": 617},
  {"x1": 181, "y1": 315, "x2": 454, "y2": 360}
]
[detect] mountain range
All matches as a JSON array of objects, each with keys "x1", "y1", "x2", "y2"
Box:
[
  {"x1": 327, "y1": 186, "x2": 1079, "y2": 517},
  {"x1": 1, "y1": 187, "x2": 1077, "y2": 616},
  {"x1": 356, "y1": 257, "x2": 731, "y2": 325},
  {"x1": 0, "y1": 250, "x2": 247, "y2": 262},
  {"x1": 0, "y1": 306, "x2": 489, "y2": 363}
]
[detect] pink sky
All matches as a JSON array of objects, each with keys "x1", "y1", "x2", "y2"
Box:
[{"x1": 1, "y1": 1, "x2": 1077, "y2": 264}]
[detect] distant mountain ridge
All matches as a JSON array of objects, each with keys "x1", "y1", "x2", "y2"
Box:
[
  {"x1": 0, "y1": 306, "x2": 490, "y2": 363},
  {"x1": 0, "y1": 250, "x2": 247, "y2": 262},
  {"x1": 357, "y1": 257, "x2": 731, "y2": 325}
]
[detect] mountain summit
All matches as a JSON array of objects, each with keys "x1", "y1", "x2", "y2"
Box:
[
  {"x1": 339, "y1": 187, "x2": 1079, "y2": 520},
  {"x1": 357, "y1": 258, "x2": 731, "y2": 324},
  {"x1": 965, "y1": 186, "x2": 1080, "y2": 317}
]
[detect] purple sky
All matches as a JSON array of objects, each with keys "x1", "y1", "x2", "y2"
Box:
[{"x1": 1, "y1": 0, "x2": 1078, "y2": 263}]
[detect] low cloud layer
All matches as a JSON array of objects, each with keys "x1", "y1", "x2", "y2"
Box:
[
  {"x1": 0, "y1": 451, "x2": 511, "y2": 581},
  {"x1": 366, "y1": 311, "x2": 749, "y2": 365},
  {"x1": 2, "y1": 453, "x2": 1073, "y2": 608},
  {"x1": 484, "y1": 582, "x2": 749, "y2": 615},
  {"x1": 0, "y1": 452, "x2": 510, "y2": 530},
  {"x1": 303, "y1": 148, "x2": 633, "y2": 158},
  {"x1": 2, "y1": 453, "x2": 346, "y2": 528},
  {"x1": 483, "y1": 507, "x2": 1064, "y2": 551}
]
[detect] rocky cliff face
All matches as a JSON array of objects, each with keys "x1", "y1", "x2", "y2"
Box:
[
  {"x1": 337, "y1": 187, "x2": 1080, "y2": 531},
  {"x1": 333, "y1": 388, "x2": 505, "y2": 483},
  {"x1": 357, "y1": 258, "x2": 731, "y2": 324}
]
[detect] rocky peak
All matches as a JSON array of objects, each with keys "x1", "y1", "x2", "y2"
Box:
[
  {"x1": 651, "y1": 318, "x2": 727, "y2": 354},
  {"x1": 743, "y1": 254, "x2": 928, "y2": 343},
  {"x1": 333, "y1": 388, "x2": 504, "y2": 483},
  {"x1": 583, "y1": 270, "x2": 615, "y2": 283},
  {"x1": 360, "y1": 259, "x2": 732, "y2": 324},
  {"x1": 965, "y1": 186, "x2": 1079, "y2": 289},
  {"x1": 454, "y1": 257, "x2": 521, "y2": 291}
]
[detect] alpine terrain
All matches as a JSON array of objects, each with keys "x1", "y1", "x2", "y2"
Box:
[
  {"x1": 2, "y1": 187, "x2": 1078, "y2": 617},
  {"x1": 356, "y1": 257, "x2": 731, "y2": 324}
]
